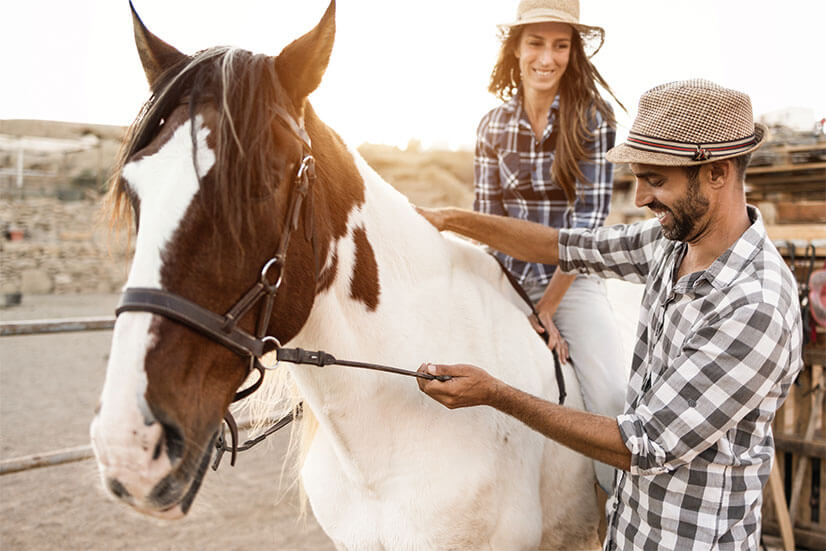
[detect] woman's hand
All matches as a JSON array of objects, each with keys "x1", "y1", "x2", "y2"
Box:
[
  {"x1": 417, "y1": 363, "x2": 500, "y2": 409},
  {"x1": 529, "y1": 308, "x2": 569, "y2": 364}
]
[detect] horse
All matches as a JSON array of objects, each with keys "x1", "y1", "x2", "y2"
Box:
[{"x1": 90, "y1": 2, "x2": 602, "y2": 548}]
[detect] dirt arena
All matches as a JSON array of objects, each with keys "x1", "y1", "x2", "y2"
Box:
[
  {"x1": 0, "y1": 293, "x2": 338, "y2": 550},
  {"x1": 0, "y1": 281, "x2": 641, "y2": 550}
]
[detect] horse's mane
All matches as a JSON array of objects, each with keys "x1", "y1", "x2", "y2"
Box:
[{"x1": 107, "y1": 47, "x2": 292, "y2": 248}]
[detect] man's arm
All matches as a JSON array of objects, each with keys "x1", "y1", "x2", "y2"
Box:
[
  {"x1": 417, "y1": 207, "x2": 560, "y2": 266},
  {"x1": 418, "y1": 362, "x2": 631, "y2": 471}
]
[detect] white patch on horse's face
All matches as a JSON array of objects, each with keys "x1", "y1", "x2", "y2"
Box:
[
  {"x1": 122, "y1": 115, "x2": 215, "y2": 288},
  {"x1": 91, "y1": 116, "x2": 215, "y2": 499}
]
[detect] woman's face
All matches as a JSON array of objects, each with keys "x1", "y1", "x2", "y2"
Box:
[{"x1": 515, "y1": 22, "x2": 573, "y2": 97}]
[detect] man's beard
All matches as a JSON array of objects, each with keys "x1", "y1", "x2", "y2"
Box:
[{"x1": 651, "y1": 174, "x2": 709, "y2": 242}]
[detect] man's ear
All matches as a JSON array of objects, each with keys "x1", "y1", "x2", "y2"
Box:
[{"x1": 706, "y1": 160, "x2": 733, "y2": 189}]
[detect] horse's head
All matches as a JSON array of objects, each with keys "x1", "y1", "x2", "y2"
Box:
[{"x1": 90, "y1": 1, "x2": 340, "y2": 518}]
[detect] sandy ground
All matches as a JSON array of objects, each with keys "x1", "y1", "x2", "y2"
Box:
[
  {"x1": 0, "y1": 294, "x2": 336, "y2": 550},
  {"x1": 0, "y1": 281, "x2": 643, "y2": 550}
]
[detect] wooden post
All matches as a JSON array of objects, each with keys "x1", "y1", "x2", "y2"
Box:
[
  {"x1": 789, "y1": 364, "x2": 824, "y2": 524},
  {"x1": 768, "y1": 455, "x2": 796, "y2": 551}
]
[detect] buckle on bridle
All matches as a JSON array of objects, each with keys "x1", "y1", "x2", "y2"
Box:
[{"x1": 296, "y1": 154, "x2": 316, "y2": 184}]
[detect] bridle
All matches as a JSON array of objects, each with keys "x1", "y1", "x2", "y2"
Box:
[
  {"x1": 114, "y1": 102, "x2": 567, "y2": 470},
  {"x1": 114, "y1": 103, "x2": 455, "y2": 469}
]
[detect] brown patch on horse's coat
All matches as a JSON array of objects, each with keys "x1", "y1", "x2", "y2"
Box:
[{"x1": 349, "y1": 226, "x2": 380, "y2": 311}]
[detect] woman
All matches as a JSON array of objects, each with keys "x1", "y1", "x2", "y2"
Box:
[{"x1": 475, "y1": 0, "x2": 626, "y2": 492}]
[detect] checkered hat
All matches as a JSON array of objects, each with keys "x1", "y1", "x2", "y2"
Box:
[{"x1": 607, "y1": 79, "x2": 769, "y2": 166}]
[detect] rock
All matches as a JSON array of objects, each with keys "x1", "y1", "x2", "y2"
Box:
[{"x1": 20, "y1": 269, "x2": 53, "y2": 294}]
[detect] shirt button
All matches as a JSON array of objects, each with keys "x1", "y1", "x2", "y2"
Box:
[{"x1": 688, "y1": 399, "x2": 697, "y2": 407}]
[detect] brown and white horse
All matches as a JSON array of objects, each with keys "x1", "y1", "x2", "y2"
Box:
[{"x1": 90, "y1": 2, "x2": 601, "y2": 548}]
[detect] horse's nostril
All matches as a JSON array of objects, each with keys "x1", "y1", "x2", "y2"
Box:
[
  {"x1": 163, "y1": 421, "x2": 184, "y2": 463},
  {"x1": 109, "y1": 478, "x2": 131, "y2": 500}
]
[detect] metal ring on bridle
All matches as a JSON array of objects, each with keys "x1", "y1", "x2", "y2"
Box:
[
  {"x1": 260, "y1": 257, "x2": 284, "y2": 290},
  {"x1": 296, "y1": 155, "x2": 315, "y2": 180},
  {"x1": 261, "y1": 335, "x2": 282, "y2": 353}
]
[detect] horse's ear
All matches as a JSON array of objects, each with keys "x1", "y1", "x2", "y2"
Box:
[
  {"x1": 274, "y1": 0, "x2": 336, "y2": 107},
  {"x1": 130, "y1": 0, "x2": 186, "y2": 89}
]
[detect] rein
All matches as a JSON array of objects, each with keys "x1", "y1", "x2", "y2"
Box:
[{"x1": 115, "y1": 103, "x2": 450, "y2": 470}]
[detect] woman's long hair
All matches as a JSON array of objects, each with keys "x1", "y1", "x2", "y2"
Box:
[{"x1": 488, "y1": 26, "x2": 624, "y2": 203}]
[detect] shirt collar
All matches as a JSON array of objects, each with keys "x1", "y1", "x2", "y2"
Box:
[
  {"x1": 508, "y1": 89, "x2": 560, "y2": 133},
  {"x1": 699, "y1": 205, "x2": 766, "y2": 290}
]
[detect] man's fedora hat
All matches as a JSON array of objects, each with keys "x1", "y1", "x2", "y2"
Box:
[
  {"x1": 498, "y1": 0, "x2": 605, "y2": 57},
  {"x1": 607, "y1": 79, "x2": 769, "y2": 166}
]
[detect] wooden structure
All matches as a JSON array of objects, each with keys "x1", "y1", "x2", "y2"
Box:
[{"x1": 762, "y1": 238, "x2": 826, "y2": 551}]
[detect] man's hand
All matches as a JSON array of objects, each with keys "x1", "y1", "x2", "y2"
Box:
[
  {"x1": 417, "y1": 363, "x2": 500, "y2": 409},
  {"x1": 413, "y1": 205, "x2": 560, "y2": 266},
  {"x1": 415, "y1": 206, "x2": 450, "y2": 232}
]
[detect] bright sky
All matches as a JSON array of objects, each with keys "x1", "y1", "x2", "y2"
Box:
[{"x1": 3, "y1": 0, "x2": 825, "y2": 150}]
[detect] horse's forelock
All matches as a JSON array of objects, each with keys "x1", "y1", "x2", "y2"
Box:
[{"x1": 107, "y1": 46, "x2": 295, "y2": 249}]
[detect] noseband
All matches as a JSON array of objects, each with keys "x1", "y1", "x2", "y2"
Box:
[{"x1": 114, "y1": 104, "x2": 451, "y2": 469}]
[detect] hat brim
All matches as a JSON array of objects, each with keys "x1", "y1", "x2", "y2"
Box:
[
  {"x1": 497, "y1": 17, "x2": 605, "y2": 57},
  {"x1": 606, "y1": 123, "x2": 769, "y2": 166}
]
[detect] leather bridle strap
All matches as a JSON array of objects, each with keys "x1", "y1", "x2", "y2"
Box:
[
  {"x1": 490, "y1": 255, "x2": 567, "y2": 405},
  {"x1": 117, "y1": 287, "x2": 271, "y2": 358}
]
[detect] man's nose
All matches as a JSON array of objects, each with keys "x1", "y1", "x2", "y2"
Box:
[{"x1": 634, "y1": 181, "x2": 651, "y2": 208}]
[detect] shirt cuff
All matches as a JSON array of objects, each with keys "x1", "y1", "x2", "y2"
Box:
[
  {"x1": 557, "y1": 228, "x2": 591, "y2": 274},
  {"x1": 617, "y1": 412, "x2": 671, "y2": 476}
]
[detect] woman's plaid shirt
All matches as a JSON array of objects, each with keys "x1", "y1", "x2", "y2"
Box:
[
  {"x1": 558, "y1": 207, "x2": 803, "y2": 550},
  {"x1": 474, "y1": 92, "x2": 615, "y2": 286}
]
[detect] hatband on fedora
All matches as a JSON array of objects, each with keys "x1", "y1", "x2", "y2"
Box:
[
  {"x1": 606, "y1": 79, "x2": 768, "y2": 166},
  {"x1": 498, "y1": 0, "x2": 605, "y2": 57}
]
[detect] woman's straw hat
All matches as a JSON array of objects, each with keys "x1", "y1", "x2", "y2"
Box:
[
  {"x1": 606, "y1": 79, "x2": 769, "y2": 166},
  {"x1": 498, "y1": 0, "x2": 605, "y2": 57}
]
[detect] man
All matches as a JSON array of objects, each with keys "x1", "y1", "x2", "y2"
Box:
[{"x1": 417, "y1": 79, "x2": 803, "y2": 550}]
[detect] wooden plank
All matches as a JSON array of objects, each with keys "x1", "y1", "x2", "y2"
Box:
[
  {"x1": 766, "y1": 225, "x2": 826, "y2": 242},
  {"x1": 778, "y1": 144, "x2": 826, "y2": 154},
  {"x1": 747, "y1": 162, "x2": 826, "y2": 175},
  {"x1": 0, "y1": 316, "x2": 115, "y2": 336},
  {"x1": 804, "y1": 347, "x2": 826, "y2": 366},
  {"x1": 763, "y1": 522, "x2": 826, "y2": 550},
  {"x1": 774, "y1": 434, "x2": 826, "y2": 459},
  {"x1": 790, "y1": 366, "x2": 823, "y2": 524},
  {"x1": 776, "y1": 202, "x2": 826, "y2": 224},
  {"x1": 768, "y1": 456, "x2": 796, "y2": 551}
]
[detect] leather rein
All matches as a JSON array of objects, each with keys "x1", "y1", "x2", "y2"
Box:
[{"x1": 114, "y1": 104, "x2": 565, "y2": 471}]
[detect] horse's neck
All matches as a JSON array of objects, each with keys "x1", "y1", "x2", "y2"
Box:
[
  {"x1": 285, "y1": 128, "x2": 538, "y2": 487},
  {"x1": 304, "y1": 145, "x2": 470, "y2": 355}
]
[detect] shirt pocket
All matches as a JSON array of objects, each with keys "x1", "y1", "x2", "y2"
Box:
[
  {"x1": 498, "y1": 150, "x2": 529, "y2": 195},
  {"x1": 498, "y1": 149, "x2": 565, "y2": 202}
]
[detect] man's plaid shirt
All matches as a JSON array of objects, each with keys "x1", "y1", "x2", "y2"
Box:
[
  {"x1": 558, "y1": 207, "x2": 803, "y2": 550},
  {"x1": 474, "y1": 92, "x2": 615, "y2": 286}
]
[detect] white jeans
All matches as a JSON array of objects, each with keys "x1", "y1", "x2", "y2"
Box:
[{"x1": 524, "y1": 275, "x2": 627, "y2": 493}]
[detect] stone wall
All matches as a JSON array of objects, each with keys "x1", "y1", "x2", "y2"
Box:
[{"x1": 1, "y1": 197, "x2": 131, "y2": 295}]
